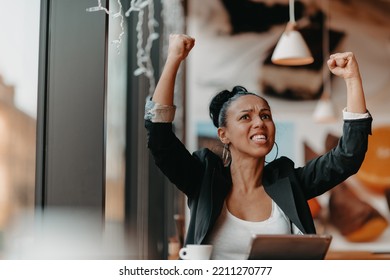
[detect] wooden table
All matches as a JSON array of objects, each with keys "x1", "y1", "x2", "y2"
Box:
[{"x1": 326, "y1": 251, "x2": 390, "y2": 260}]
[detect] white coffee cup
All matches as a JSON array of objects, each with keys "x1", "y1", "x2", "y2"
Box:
[{"x1": 179, "y1": 244, "x2": 213, "y2": 260}]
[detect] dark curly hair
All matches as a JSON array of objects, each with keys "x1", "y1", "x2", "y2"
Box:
[{"x1": 209, "y1": 86, "x2": 268, "y2": 128}]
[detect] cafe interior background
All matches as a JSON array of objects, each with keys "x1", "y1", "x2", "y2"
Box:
[{"x1": 0, "y1": 0, "x2": 389, "y2": 259}]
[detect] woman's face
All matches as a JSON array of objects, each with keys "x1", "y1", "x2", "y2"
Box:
[{"x1": 218, "y1": 95, "x2": 276, "y2": 161}]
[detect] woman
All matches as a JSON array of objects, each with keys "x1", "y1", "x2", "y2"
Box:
[{"x1": 144, "y1": 34, "x2": 372, "y2": 259}]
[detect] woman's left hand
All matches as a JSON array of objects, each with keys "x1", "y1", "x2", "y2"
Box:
[{"x1": 327, "y1": 52, "x2": 361, "y2": 80}]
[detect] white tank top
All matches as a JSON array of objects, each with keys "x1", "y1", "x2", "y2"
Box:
[{"x1": 206, "y1": 200, "x2": 291, "y2": 260}]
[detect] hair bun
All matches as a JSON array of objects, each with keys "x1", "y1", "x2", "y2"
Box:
[
  {"x1": 209, "y1": 90, "x2": 229, "y2": 127},
  {"x1": 209, "y1": 86, "x2": 249, "y2": 128},
  {"x1": 232, "y1": 86, "x2": 248, "y2": 94}
]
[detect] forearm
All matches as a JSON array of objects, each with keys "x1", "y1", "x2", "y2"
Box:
[
  {"x1": 345, "y1": 76, "x2": 367, "y2": 114},
  {"x1": 152, "y1": 34, "x2": 195, "y2": 106},
  {"x1": 328, "y1": 52, "x2": 367, "y2": 114},
  {"x1": 152, "y1": 56, "x2": 182, "y2": 106}
]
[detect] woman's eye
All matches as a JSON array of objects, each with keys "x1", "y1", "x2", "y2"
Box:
[
  {"x1": 240, "y1": 114, "x2": 250, "y2": 120},
  {"x1": 260, "y1": 114, "x2": 271, "y2": 120}
]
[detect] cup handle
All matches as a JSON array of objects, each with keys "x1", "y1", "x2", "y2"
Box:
[{"x1": 179, "y1": 248, "x2": 189, "y2": 260}]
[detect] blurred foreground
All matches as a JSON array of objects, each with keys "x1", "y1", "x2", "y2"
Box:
[{"x1": 1, "y1": 207, "x2": 136, "y2": 259}]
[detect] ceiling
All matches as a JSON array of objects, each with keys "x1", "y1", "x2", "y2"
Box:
[{"x1": 220, "y1": 0, "x2": 390, "y2": 40}]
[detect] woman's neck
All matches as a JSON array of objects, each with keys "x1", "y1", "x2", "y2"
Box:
[{"x1": 229, "y1": 157, "x2": 264, "y2": 193}]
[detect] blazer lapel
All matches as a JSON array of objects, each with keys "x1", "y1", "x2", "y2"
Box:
[
  {"x1": 263, "y1": 170, "x2": 306, "y2": 234},
  {"x1": 195, "y1": 166, "x2": 231, "y2": 243}
]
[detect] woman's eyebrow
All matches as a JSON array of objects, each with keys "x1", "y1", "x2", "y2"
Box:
[{"x1": 239, "y1": 108, "x2": 270, "y2": 113}]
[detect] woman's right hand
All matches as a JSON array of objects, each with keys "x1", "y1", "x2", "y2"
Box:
[
  {"x1": 168, "y1": 34, "x2": 195, "y2": 62},
  {"x1": 152, "y1": 34, "x2": 195, "y2": 106}
]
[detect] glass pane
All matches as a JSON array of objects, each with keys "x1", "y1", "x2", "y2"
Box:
[
  {"x1": 105, "y1": 0, "x2": 128, "y2": 222},
  {"x1": 0, "y1": 0, "x2": 39, "y2": 249}
]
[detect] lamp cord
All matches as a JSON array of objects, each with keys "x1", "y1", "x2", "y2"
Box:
[
  {"x1": 289, "y1": 0, "x2": 295, "y2": 23},
  {"x1": 322, "y1": 0, "x2": 331, "y2": 96}
]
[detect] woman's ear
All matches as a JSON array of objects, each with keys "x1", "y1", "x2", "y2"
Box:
[{"x1": 217, "y1": 127, "x2": 229, "y2": 144}]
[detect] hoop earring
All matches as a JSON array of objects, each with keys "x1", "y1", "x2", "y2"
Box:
[
  {"x1": 222, "y1": 144, "x2": 231, "y2": 167},
  {"x1": 265, "y1": 142, "x2": 279, "y2": 164}
]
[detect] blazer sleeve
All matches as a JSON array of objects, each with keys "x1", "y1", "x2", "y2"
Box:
[
  {"x1": 294, "y1": 117, "x2": 372, "y2": 199},
  {"x1": 145, "y1": 120, "x2": 204, "y2": 197}
]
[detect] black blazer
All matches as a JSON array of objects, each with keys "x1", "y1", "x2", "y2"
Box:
[{"x1": 145, "y1": 117, "x2": 372, "y2": 245}]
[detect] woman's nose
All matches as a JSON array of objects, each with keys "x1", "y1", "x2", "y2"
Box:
[{"x1": 253, "y1": 116, "x2": 265, "y2": 128}]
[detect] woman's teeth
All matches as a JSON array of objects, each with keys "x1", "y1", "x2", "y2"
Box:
[{"x1": 252, "y1": 135, "x2": 266, "y2": 142}]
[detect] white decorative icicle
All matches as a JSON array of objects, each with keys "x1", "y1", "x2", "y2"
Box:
[{"x1": 87, "y1": 0, "x2": 159, "y2": 95}]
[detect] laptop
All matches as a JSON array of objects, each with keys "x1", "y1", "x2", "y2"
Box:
[{"x1": 247, "y1": 234, "x2": 332, "y2": 260}]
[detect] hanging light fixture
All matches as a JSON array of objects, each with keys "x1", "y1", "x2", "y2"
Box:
[
  {"x1": 312, "y1": 92, "x2": 337, "y2": 123},
  {"x1": 312, "y1": 0, "x2": 337, "y2": 123},
  {"x1": 271, "y1": 0, "x2": 314, "y2": 66}
]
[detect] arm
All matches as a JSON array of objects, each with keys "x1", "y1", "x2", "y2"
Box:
[
  {"x1": 295, "y1": 53, "x2": 372, "y2": 198},
  {"x1": 295, "y1": 117, "x2": 372, "y2": 199},
  {"x1": 145, "y1": 34, "x2": 202, "y2": 197},
  {"x1": 327, "y1": 52, "x2": 367, "y2": 114},
  {"x1": 152, "y1": 34, "x2": 195, "y2": 106}
]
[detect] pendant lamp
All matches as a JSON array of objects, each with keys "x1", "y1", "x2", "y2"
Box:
[
  {"x1": 271, "y1": 0, "x2": 314, "y2": 66},
  {"x1": 312, "y1": 92, "x2": 337, "y2": 123}
]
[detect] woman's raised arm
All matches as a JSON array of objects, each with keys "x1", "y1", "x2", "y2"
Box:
[
  {"x1": 152, "y1": 34, "x2": 195, "y2": 106},
  {"x1": 327, "y1": 52, "x2": 367, "y2": 114}
]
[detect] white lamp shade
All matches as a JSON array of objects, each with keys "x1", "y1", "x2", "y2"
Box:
[
  {"x1": 271, "y1": 30, "x2": 314, "y2": 66},
  {"x1": 312, "y1": 97, "x2": 337, "y2": 123}
]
